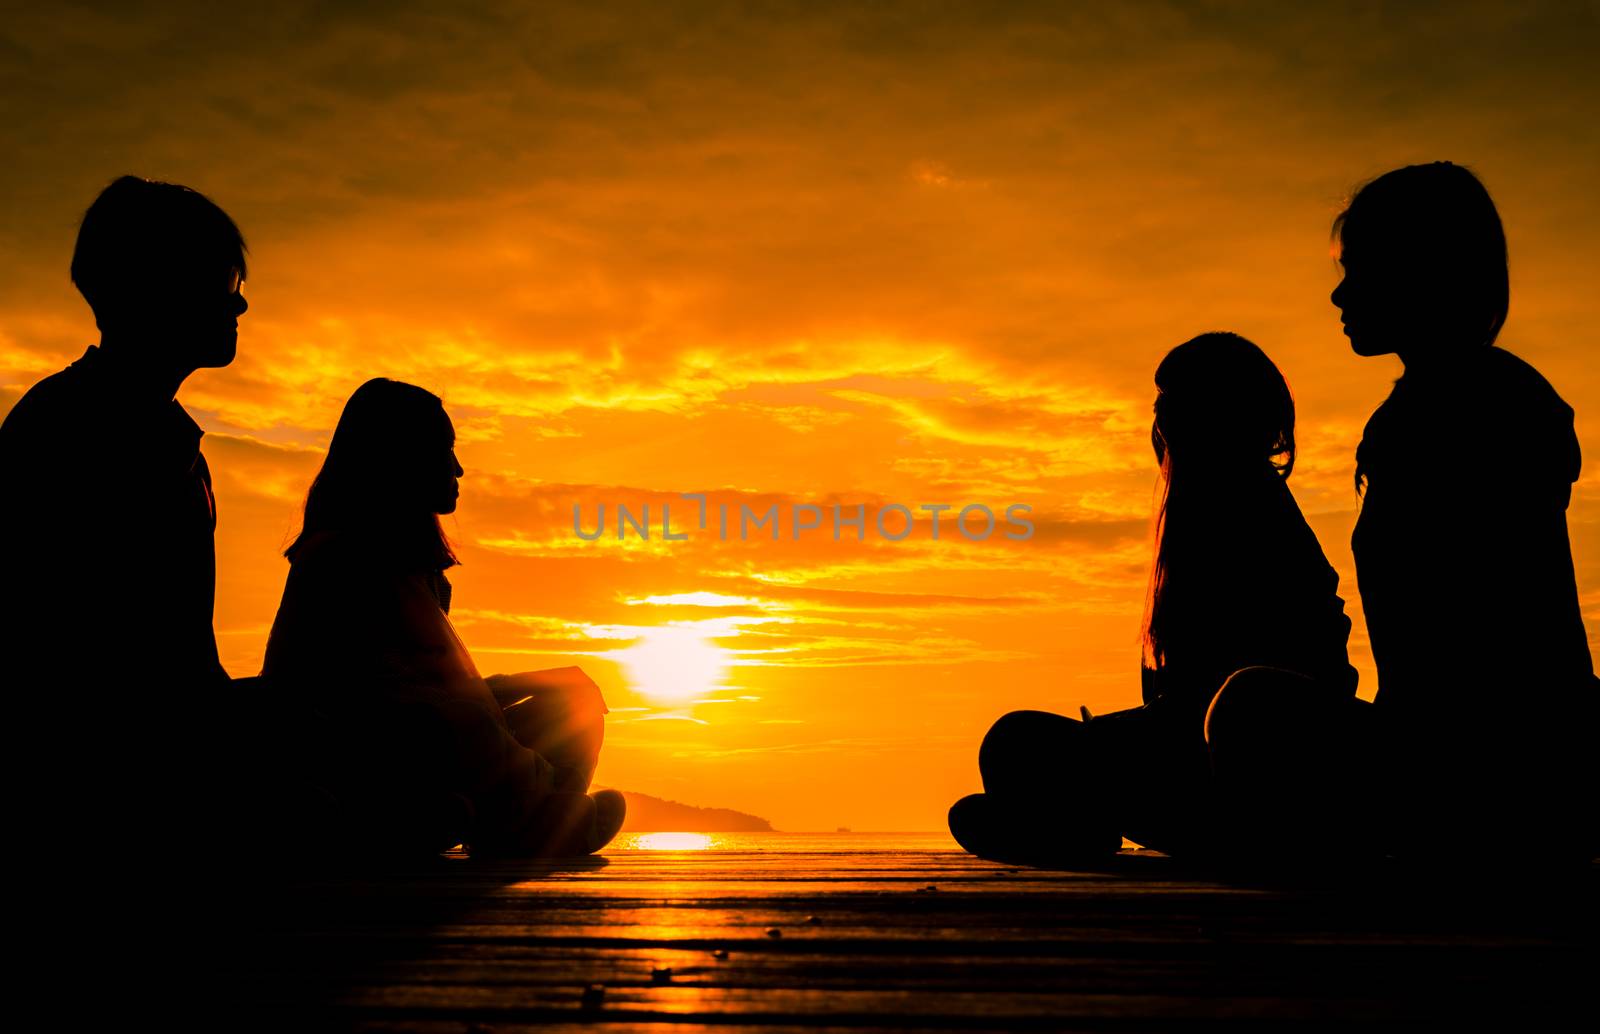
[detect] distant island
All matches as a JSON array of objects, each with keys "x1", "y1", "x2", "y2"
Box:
[{"x1": 610, "y1": 790, "x2": 775, "y2": 832}]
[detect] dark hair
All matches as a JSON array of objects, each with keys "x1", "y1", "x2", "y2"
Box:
[
  {"x1": 1332, "y1": 161, "x2": 1509, "y2": 349},
  {"x1": 286, "y1": 378, "x2": 460, "y2": 572},
  {"x1": 70, "y1": 175, "x2": 248, "y2": 328},
  {"x1": 1140, "y1": 332, "x2": 1296, "y2": 668}
]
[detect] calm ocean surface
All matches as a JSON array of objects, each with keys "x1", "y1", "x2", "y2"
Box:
[{"x1": 605, "y1": 831, "x2": 962, "y2": 853}]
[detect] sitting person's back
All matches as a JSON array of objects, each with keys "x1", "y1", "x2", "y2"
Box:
[
  {"x1": 1140, "y1": 460, "x2": 1358, "y2": 728},
  {"x1": 265, "y1": 527, "x2": 503, "y2": 722},
  {"x1": 0, "y1": 179, "x2": 244, "y2": 873},
  {"x1": 262, "y1": 378, "x2": 622, "y2": 856},
  {"x1": 2, "y1": 347, "x2": 228, "y2": 696},
  {"x1": 262, "y1": 526, "x2": 545, "y2": 851},
  {"x1": 1354, "y1": 347, "x2": 1593, "y2": 727},
  {"x1": 1351, "y1": 344, "x2": 1597, "y2": 853},
  {"x1": 0, "y1": 175, "x2": 256, "y2": 1019}
]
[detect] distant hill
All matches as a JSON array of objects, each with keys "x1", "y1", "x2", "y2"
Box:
[{"x1": 610, "y1": 790, "x2": 775, "y2": 832}]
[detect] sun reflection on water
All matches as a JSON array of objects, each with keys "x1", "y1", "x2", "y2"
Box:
[{"x1": 618, "y1": 832, "x2": 721, "y2": 851}]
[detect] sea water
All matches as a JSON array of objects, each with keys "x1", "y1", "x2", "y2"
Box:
[{"x1": 605, "y1": 831, "x2": 963, "y2": 853}]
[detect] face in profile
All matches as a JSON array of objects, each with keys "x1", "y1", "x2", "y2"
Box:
[
  {"x1": 432, "y1": 415, "x2": 464, "y2": 515},
  {"x1": 1329, "y1": 244, "x2": 1406, "y2": 359},
  {"x1": 123, "y1": 260, "x2": 249, "y2": 370},
  {"x1": 1330, "y1": 240, "x2": 1478, "y2": 360},
  {"x1": 166, "y1": 262, "x2": 248, "y2": 369}
]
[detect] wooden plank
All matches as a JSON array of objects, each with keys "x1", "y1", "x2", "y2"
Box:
[{"x1": 245, "y1": 842, "x2": 1598, "y2": 1028}]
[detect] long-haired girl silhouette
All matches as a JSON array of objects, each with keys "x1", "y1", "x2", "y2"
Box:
[
  {"x1": 950, "y1": 333, "x2": 1358, "y2": 863},
  {"x1": 263, "y1": 378, "x2": 625, "y2": 858}
]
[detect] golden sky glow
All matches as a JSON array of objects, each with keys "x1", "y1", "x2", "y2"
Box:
[{"x1": 3, "y1": 2, "x2": 1598, "y2": 830}]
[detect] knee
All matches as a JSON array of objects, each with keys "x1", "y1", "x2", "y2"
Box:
[
  {"x1": 978, "y1": 709, "x2": 1081, "y2": 794},
  {"x1": 1203, "y1": 666, "x2": 1314, "y2": 751},
  {"x1": 978, "y1": 710, "x2": 1049, "y2": 773},
  {"x1": 983, "y1": 709, "x2": 1051, "y2": 745}
]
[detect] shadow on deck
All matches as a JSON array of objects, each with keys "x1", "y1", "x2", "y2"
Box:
[{"x1": 251, "y1": 837, "x2": 1598, "y2": 1030}]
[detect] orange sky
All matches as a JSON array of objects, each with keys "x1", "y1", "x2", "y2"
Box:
[{"x1": 3, "y1": 2, "x2": 1598, "y2": 830}]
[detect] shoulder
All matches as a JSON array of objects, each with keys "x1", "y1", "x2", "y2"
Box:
[
  {"x1": 1183, "y1": 472, "x2": 1330, "y2": 587},
  {"x1": 0, "y1": 362, "x2": 94, "y2": 447},
  {"x1": 288, "y1": 528, "x2": 360, "y2": 570},
  {"x1": 1480, "y1": 347, "x2": 1573, "y2": 417},
  {"x1": 1364, "y1": 346, "x2": 1572, "y2": 416},
  {"x1": 1360, "y1": 347, "x2": 1579, "y2": 474},
  {"x1": 0, "y1": 363, "x2": 113, "y2": 492},
  {"x1": 281, "y1": 534, "x2": 432, "y2": 633},
  {"x1": 287, "y1": 530, "x2": 435, "y2": 591},
  {"x1": 1265, "y1": 476, "x2": 1337, "y2": 570},
  {"x1": 1228, "y1": 466, "x2": 1309, "y2": 530},
  {"x1": 1477, "y1": 348, "x2": 1579, "y2": 482}
]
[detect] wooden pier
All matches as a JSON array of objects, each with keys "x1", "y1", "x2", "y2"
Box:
[{"x1": 251, "y1": 833, "x2": 1597, "y2": 1030}]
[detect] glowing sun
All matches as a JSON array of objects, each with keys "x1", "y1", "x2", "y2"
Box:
[{"x1": 619, "y1": 625, "x2": 730, "y2": 704}]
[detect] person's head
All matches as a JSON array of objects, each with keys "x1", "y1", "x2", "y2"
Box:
[
  {"x1": 70, "y1": 175, "x2": 248, "y2": 369},
  {"x1": 1150, "y1": 331, "x2": 1295, "y2": 479},
  {"x1": 286, "y1": 378, "x2": 463, "y2": 570},
  {"x1": 1142, "y1": 332, "x2": 1296, "y2": 668},
  {"x1": 1330, "y1": 161, "x2": 1508, "y2": 362}
]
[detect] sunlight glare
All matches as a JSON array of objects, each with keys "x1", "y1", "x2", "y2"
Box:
[{"x1": 619, "y1": 625, "x2": 729, "y2": 703}]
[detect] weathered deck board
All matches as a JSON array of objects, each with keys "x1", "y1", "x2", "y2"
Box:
[{"x1": 252, "y1": 835, "x2": 1599, "y2": 1030}]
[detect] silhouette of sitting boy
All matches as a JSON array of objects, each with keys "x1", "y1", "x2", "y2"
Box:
[
  {"x1": 0, "y1": 175, "x2": 250, "y2": 1013},
  {"x1": 1, "y1": 175, "x2": 247, "y2": 836}
]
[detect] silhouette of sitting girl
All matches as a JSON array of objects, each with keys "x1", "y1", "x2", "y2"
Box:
[
  {"x1": 1204, "y1": 163, "x2": 1598, "y2": 868},
  {"x1": 949, "y1": 333, "x2": 1359, "y2": 863},
  {"x1": 261, "y1": 378, "x2": 625, "y2": 856}
]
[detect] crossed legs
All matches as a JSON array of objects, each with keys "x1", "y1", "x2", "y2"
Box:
[{"x1": 950, "y1": 668, "x2": 1377, "y2": 866}]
